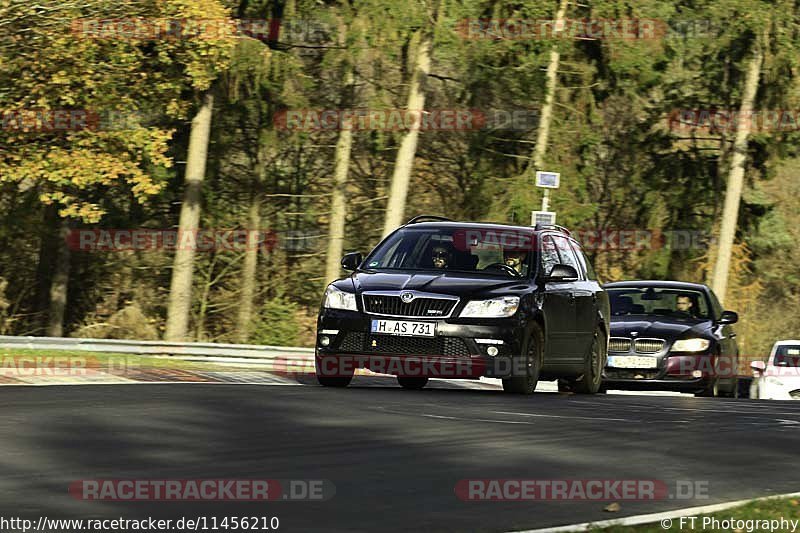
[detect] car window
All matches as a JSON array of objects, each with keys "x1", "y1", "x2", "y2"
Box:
[
  {"x1": 607, "y1": 288, "x2": 711, "y2": 319},
  {"x1": 774, "y1": 345, "x2": 800, "y2": 367},
  {"x1": 362, "y1": 227, "x2": 532, "y2": 277},
  {"x1": 539, "y1": 235, "x2": 560, "y2": 277},
  {"x1": 569, "y1": 240, "x2": 597, "y2": 281},
  {"x1": 707, "y1": 290, "x2": 724, "y2": 321},
  {"x1": 551, "y1": 235, "x2": 582, "y2": 279}
]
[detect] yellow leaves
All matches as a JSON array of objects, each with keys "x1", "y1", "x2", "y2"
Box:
[
  {"x1": 51, "y1": 71, "x2": 70, "y2": 85},
  {"x1": 2, "y1": 0, "x2": 233, "y2": 223},
  {"x1": 60, "y1": 203, "x2": 105, "y2": 223},
  {"x1": 2, "y1": 126, "x2": 173, "y2": 222}
]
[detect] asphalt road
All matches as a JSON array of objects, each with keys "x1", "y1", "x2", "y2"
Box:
[{"x1": 1, "y1": 379, "x2": 799, "y2": 532}]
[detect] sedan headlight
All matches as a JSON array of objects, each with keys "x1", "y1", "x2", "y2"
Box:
[
  {"x1": 460, "y1": 296, "x2": 520, "y2": 318},
  {"x1": 671, "y1": 338, "x2": 711, "y2": 352},
  {"x1": 323, "y1": 285, "x2": 357, "y2": 311}
]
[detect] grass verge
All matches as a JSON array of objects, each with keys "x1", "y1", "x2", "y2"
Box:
[{"x1": 595, "y1": 496, "x2": 800, "y2": 532}]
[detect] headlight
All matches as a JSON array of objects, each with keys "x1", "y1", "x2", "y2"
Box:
[
  {"x1": 460, "y1": 296, "x2": 520, "y2": 318},
  {"x1": 323, "y1": 285, "x2": 357, "y2": 311},
  {"x1": 671, "y1": 338, "x2": 711, "y2": 352}
]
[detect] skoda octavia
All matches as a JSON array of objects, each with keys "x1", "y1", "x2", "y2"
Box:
[{"x1": 315, "y1": 216, "x2": 610, "y2": 394}]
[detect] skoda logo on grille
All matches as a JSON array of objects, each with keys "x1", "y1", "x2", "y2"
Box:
[{"x1": 400, "y1": 292, "x2": 415, "y2": 303}]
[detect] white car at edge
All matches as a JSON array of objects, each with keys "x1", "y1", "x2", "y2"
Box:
[{"x1": 750, "y1": 340, "x2": 800, "y2": 400}]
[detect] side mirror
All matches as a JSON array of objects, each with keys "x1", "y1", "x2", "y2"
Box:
[
  {"x1": 719, "y1": 310, "x2": 738, "y2": 324},
  {"x1": 545, "y1": 264, "x2": 579, "y2": 282},
  {"x1": 340, "y1": 252, "x2": 362, "y2": 271},
  {"x1": 751, "y1": 360, "x2": 766, "y2": 375}
]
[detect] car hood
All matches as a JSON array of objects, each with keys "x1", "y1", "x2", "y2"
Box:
[
  {"x1": 345, "y1": 270, "x2": 528, "y2": 298},
  {"x1": 609, "y1": 315, "x2": 711, "y2": 340}
]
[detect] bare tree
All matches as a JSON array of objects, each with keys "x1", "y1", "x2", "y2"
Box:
[
  {"x1": 381, "y1": 3, "x2": 440, "y2": 236},
  {"x1": 46, "y1": 218, "x2": 70, "y2": 336},
  {"x1": 235, "y1": 191, "x2": 262, "y2": 342},
  {"x1": 711, "y1": 40, "x2": 764, "y2": 305},
  {"x1": 525, "y1": 0, "x2": 568, "y2": 214},
  {"x1": 165, "y1": 92, "x2": 214, "y2": 341},
  {"x1": 324, "y1": 55, "x2": 356, "y2": 285}
]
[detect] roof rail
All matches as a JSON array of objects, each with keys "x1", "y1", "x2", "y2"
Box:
[
  {"x1": 534, "y1": 223, "x2": 573, "y2": 237},
  {"x1": 406, "y1": 215, "x2": 453, "y2": 224}
]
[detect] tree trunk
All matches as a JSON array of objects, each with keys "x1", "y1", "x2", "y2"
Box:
[
  {"x1": 324, "y1": 61, "x2": 356, "y2": 285},
  {"x1": 165, "y1": 92, "x2": 214, "y2": 341},
  {"x1": 527, "y1": 0, "x2": 569, "y2": 174},
  {"x1": 381, "y1": 10, "x2": 438, "y2": 237},
  {"x1": 46, "y1": 217, "x2": 70, "y2": 337},
  {"x1": 34, "y1": 204, "x2": 58, "y2": 325},
  {"x1": 710, "y1": 44, "x2": 764, "y2": 305},
  {"x1": 235, "y1": 196, "x2": 261, "y2": 342}
]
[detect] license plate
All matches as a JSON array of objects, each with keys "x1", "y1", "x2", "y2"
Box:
[
  {"x1": 371, "y1": 319, "x2": 435, "y2": 337},
  {"x1": 607, "y1": 355, "x2": 659, "y2": 369}
]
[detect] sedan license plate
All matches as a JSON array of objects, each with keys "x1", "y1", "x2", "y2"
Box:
[
  {"x1": 371, "y1": 319, "x2": 435, "y2": 337},
  {"x1": 607, "y1": 355, "x2": 659, "y2": 369}
]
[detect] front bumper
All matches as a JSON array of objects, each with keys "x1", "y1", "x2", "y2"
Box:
[
  {"x1": 602, "y1": 351, "x2": 723, "y2": 393},
  {"x1": 316, "y1": 308, "x2": 525, "y2": 379},
  {"x1": 601, "y1": 374, "x2": 710, "y2": 392}
]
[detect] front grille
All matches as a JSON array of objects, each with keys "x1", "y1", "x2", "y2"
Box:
[
  {"x1": 339, "y1": 332, "x2": 364, "y2": 352},
  {"x1": 633, "y1": 338, "x2": 666, "y2": 354},
  {"x1": 336, "y1": 333, "x2": 472, "y2": 357},
  {"x1": 363, "y1": 294, "x2": 457, "y2": 317},
  {"x1": 604, "y1": 369, "x2": 660, "y2": 380},
  {"x1": 609, "y1": 337, "x2": 631, "y2": 353}
]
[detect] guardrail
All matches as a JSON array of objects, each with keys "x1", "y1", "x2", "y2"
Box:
[{"x1": 0, "y1": 335, "x2": 314, "y2": 361}]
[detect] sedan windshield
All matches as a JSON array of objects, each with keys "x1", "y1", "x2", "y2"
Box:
[
  {"x1": 362, "y1": 227, "x2": 533, "y2": 277},
  {"x1": 608, "y1": 287, "x2": 711, "y2": 319}
]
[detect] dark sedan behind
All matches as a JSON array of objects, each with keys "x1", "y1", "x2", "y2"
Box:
[{"x1": 602, "y1": 281, "x2": 740, "y2": 397}]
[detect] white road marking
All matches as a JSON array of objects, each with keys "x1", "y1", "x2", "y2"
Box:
[
  {"x1": 491, "y1": 411, "x2": 632, "y2": 422},
  {"x1": 568, "y1": 399, "x2": 800, "y2": 417},
  {"x1": 420, "y1": 413, "x2": 539, "y2": 425},
  {"x1": 509, "y1": 491, "x2": 800, "y2": 533}
]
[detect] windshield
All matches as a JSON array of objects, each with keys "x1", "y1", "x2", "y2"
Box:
[
  {"x1": 362, "y1": 227, "x2": 533, "y2": 277},
  {"x1": 608, "y1": 287, "x2": 711, "y2": 319},
  {"x1": 774, "y1": 346, "x2": 800, "y2": 367}
]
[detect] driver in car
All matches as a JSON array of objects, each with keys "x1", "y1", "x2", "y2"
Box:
[
  {"x1": 674, "y1": 295, "x2": 696, "y2": 317},
  {"x1": 503, "y1": 249, "x2": 527, "y2": 275}
]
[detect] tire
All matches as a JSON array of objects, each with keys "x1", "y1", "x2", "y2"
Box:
[
  {"x1": 397, "y1": 377, "x2": 428, "y2": 390},
  {"x1": 721, "y1": 377, "x2": 740, "y2": 399},
  {"x1": 695, "y1": 378, "x2": 719, "y2": 397},
  {"x1": 502, "y1": 324, "x2": 543, "y2": 395},
  {"x1": 570, "y1": 327, "x2": 606, "y2": 394},
  {"x1": 315, "y1": 354, "x2": 354, "y2": 388}
]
